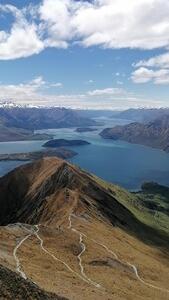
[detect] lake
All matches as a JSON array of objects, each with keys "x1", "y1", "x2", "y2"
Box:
[{"x1": 0, "y1": 117, "x2": 169, "y2": 190}]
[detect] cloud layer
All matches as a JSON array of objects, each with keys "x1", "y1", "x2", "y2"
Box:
[
  {"x1": 0, "y1": 76, "x2": 166, "y2": 110},
  {"x1": 1, "y1": 0, "x2": 169, "y2": 60}
]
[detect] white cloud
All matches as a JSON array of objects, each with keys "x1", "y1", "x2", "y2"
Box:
[
  {"x1": 85, "y1": 79, "x2": 94, "y2": 85},
  {"x1": 41, "y1": 0, "x2": 169, "y2": 50},
  {"x1": 50, "y1": 82, "x2": 63, "y2": 88},
  {"x1": 88, "y1": 87, "x2": 125, "y2": 96},
  {"x1": 30, "y1": 76, "x2": 46, "y2": 87},
  {"x1": 0, "y1": 4, "x2": 44, "y2": 60},
  {"x1": 0, "y1": 76, "x2": 45, "y2": 99},
  {"x1": 0, "y1": 76, "x2": 63, "y2": 100},
  {"x1": 131, "y1": 67, "x2": 169, "y2": 84},
  {"x1": 1, "y1": 0, "x2": 169, "y2": 59},
  {"x1": 132, "y1": 50, "x2": 169, "y2": 85},
  {"x1": 117, "y1": 81, "x2": 123, "y2": 85},
  {"x1": 134, "y1": 52, "x2": 169, "y2": 69}
]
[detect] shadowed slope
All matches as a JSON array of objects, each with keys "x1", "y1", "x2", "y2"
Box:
[{"x1": 0, "y1": 264, "x2": 68, "y2": 300}]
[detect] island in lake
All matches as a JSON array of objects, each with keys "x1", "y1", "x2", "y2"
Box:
[
  {"x1": 75, "y1": 127, "x2": 97, "y2": 133},
  {"x1": 43, "y1": 139, "x2": 90, "y2": 148},
  {"x1": 0, "y1": 148, "x2": 77, "y2": 161}
]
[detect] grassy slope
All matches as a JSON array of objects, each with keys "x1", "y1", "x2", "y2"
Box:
[{"x1": 92, "y1": 175, "x2": 169, "y2": 241}]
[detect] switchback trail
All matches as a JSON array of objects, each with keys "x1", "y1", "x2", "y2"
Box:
[
  {"x1": 68, "y1": 216, "x2": 101, "y2": 288},
  {"x1": 13, "y1": 231, "x2": 32, "y2": 279},
  {"x1": 34, "y1": 225, "x2": 101, "y2": 288},
  {"x1": 69, "y1": 214, "x2": 169, "y2": 295},
  {"x1": 12, "y1": 224, "x2": 93, "y2": 286}
]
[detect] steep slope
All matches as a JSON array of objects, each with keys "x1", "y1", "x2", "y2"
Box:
[
  {"x1": 0, "y1": 107, "x2": 96, "y2": 130},
  {"x1": 100, "y1": 114, "x2": 169, "y2": 152},
  {"x1": 0, "y1": 158, "x2": 142, "y2": 230},
  {"x1": 0, "y1": 157, "x2": 166, "y2": 244},
  {"x1": 0, "y1": 158, "x2": 169, "y2": 300}
]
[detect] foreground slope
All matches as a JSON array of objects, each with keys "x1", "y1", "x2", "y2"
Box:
[
  {"x1": 0, "y1": 264, "x2": 67, "y2": 300},
  {"x1": 0, "y1": 158, "x2": 169, "y2": 300}
]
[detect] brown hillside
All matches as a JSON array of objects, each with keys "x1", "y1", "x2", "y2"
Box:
[{"x1": 0, "y1": 158, "x2": 168, "y2": 300}]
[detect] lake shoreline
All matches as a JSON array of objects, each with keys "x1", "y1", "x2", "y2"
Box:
[{"x1": 0, "y1": 118, "x2": 169, "y2": 190}]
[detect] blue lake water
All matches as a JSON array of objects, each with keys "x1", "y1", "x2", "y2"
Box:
[{"x1": 0, "y1": 117, "x2": 169, "y2": 190}]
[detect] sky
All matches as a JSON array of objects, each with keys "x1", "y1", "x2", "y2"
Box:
[{"x1": 0, "y1": 0, "x2": 169, "y2": 110}]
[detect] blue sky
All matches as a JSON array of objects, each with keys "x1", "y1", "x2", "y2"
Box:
[{"x1": 0, "y1": 0, "x2": 169, "y2": 110}]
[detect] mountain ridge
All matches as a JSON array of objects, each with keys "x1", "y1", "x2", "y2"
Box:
[
  {"x1": 0, "y1": 124, "x2": 52, "y2": 142},
  {"x1": 100, "y1": 114, "x2": 169, "y2": 152},
  {"x1": 0, "y1": 158, "x2": 169, "y2": 299},
  {"x1": 0, "y1": 106, "x2": 96, "y2": 130}
]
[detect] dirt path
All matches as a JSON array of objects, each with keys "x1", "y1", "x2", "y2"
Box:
[
  {"x1": 13, "y1": 232, "x2": 32, "y2": 279},
  {"x1": 11, "y1": 219, "x2": 169, "y2": 296},
  {"x1": 34, "y1": 225, "x2": 97, "y2": 286},
  {"x1": 69, "y1": 214, "x2": 169, "y2": 295}
]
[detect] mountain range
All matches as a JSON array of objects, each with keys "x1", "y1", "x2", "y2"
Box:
[
  {"x1": 114, "y1": 108, "x2": 169, "y2": 123},
  {"x1": 101, "y1": 114, "x2": 169, "y2": 152},
  {"x1": 0, "y1": 158, "x2": 168, "y2": 299},
  {"x1": 0, "y1": 106, "x2": 96, "y2": 131}
]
